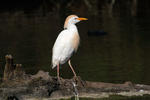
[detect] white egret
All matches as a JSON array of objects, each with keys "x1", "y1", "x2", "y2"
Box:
[{"x1": 52, "y1": 15, "x2": 87, "y2": 80}]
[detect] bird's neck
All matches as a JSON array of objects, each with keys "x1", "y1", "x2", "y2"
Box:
[{"x1": 65, "y1": 24, "x2": 78, "y2": 33}]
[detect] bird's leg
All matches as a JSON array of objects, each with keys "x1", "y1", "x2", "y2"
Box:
[
  {"x1": 68, "y1": 60, "x2": 85, "y2": 87},
  {"x1": 68, "y1": 60, "x2": 77, "y2": 77},
  {"x1": 57, "y1": 64, "x2": 60, "y2": 81}
]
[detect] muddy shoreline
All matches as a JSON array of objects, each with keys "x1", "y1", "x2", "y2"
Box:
[{"x1": 0, "y1": 55, "x2": 150, "y2": 100}]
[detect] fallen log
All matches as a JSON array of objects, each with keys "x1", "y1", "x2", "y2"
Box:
[{"x1": 0, "y1": 55, "x2": 150, "y2": 100}]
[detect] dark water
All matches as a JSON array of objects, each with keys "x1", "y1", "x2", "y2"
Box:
[{"x1": 0, "y1": 0, "x2": 150, "y2": 99}]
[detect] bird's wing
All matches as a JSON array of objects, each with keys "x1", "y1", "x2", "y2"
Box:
[{"x1": 52, "y1": 30, "x2": 74, "y2": 68}]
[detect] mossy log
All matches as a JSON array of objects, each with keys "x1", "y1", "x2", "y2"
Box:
[{"x1": 0, "y1": 55, "x2": 150, "y2": 100}]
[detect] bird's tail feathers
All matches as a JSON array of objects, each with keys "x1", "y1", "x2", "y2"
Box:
[
  {"x1": 51, "y1": 60, "x2": 58, "y2": 69},
  {"x1": 52, "y1": 64, "x2": 56, "y2": 69}
]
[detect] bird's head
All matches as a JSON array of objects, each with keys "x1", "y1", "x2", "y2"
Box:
[{"x1": 64, "y1": 15, "x2": 88, "y2": 29}]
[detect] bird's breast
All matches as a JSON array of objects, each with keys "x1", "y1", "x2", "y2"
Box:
[{"x1": 71, "y1": 32, "x2": 80, "y2": 52}]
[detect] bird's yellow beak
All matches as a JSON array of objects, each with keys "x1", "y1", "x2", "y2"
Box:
[{"x1": 77, "y1": 17, "x2": 88, "y2": 21}]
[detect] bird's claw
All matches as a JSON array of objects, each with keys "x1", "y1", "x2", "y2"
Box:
[
  {"x1": 57, "y1": 77, "x2": 65, "y2": 85},
  {"x1": 72, "y1": 76, "x2": 85, "y2": 87}
]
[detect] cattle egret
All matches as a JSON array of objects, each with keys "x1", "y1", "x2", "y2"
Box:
[{"x1": 52, "y1": 15, "x2": 87, "y2": 81}]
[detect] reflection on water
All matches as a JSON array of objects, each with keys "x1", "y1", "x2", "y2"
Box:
[{"x1": 0, "y1": 0, "x2": 150, "y2": 97}]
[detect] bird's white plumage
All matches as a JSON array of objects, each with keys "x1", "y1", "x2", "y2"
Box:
[
  {"x1": 51, "y1": 15, "x2": 87, "y2": 71},
  {"x1": 52, "y1": 24, "x2": 79, "y2": 68}
]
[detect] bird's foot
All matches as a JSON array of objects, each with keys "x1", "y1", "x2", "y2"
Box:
[
  {"x1": 72, "y1": 76, "x2": 86, "y2": 87},
  {"x1": 57, "y1": 77, "x2": 65, "y2": 85}
]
